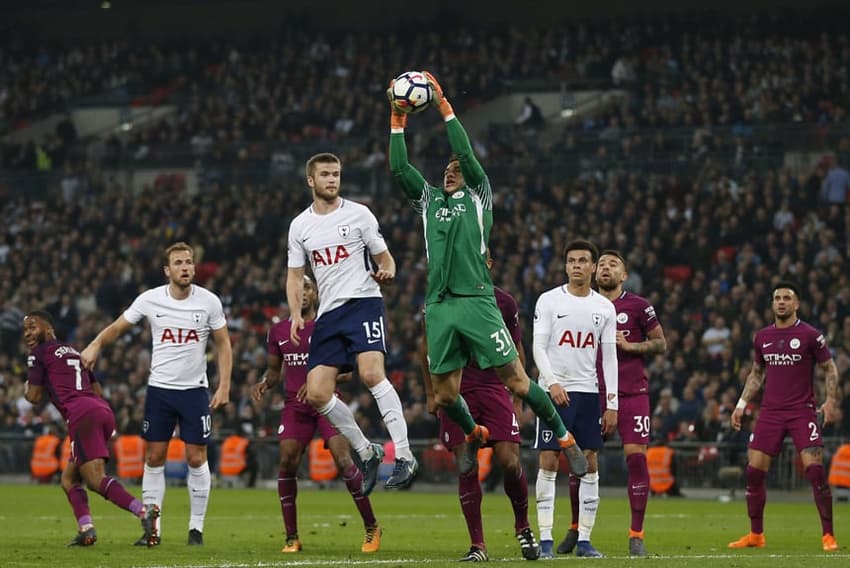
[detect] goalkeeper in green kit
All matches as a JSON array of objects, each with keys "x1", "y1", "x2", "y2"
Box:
[{"x1": 387, "y1": 71, "x2": 587, "y2": 477}]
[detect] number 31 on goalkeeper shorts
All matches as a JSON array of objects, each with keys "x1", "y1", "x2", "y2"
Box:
[{"x1": 490, "y1": 328, "x2": 514, "y2": 357}]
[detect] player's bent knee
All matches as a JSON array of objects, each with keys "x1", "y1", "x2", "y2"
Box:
[{"x1": 433, "y1": 391, "x2": 459, "y2": 407}]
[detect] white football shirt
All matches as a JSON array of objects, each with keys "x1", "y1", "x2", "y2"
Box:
[
  {"x1": 123, "y1": 284, "x2": 226, "y2": 390},
  {"x1": 287, "y1": 198, "x2": 387, "y2": 318},
  {"x1": 533, "y1": 285, "x2": 617, "y2": 393}
]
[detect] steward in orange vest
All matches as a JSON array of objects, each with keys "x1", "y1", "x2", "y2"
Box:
[
  {"x1": 309, "y1": 438, "x2": 338, "y2": 482},
  {"x1": 647, "y1": 445, "x2": 677, "y2": 495},
  {"x1": 31, "y1": 433, "x2": 61, "y2": 482},
  {"x1": 220, "y1": 435, "x2": 249, "y2": 475},
  {"x1": 828, "y1": 444, "x2": 850, "y2": 489},
  {"x1": 115, "y1": 435, "x2": 145, "y2": 480}
]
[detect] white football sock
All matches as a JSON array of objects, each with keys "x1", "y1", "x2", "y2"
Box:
[
  {"x1": 142, "y1": 464, "x2": 165, "y2": 535},
  {"x1": 187, "y1": 462, "x2": 211, "y2": 533},
  {"x1": 318, "y1": 396, "x2": 372, "y2": 461},
  {"x1": 578, "y1": 472, "x2": 600, "y2": 541},
  {"x1": 369, "y1": 378, "x2": 412, "y2": 461},
  {"x1": 535, "y1": 468, "x2": 557, "y2": 542}
]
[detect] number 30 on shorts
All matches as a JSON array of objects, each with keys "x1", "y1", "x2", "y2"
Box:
[
  {"x1": 490, "y1": 328, "x2": 514, "y2": 357},
  {"x1": 633, "y1": 416, "x2": 650, "y2": 434}
]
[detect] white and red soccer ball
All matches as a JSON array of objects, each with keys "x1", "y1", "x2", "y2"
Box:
[{"x1": 390, "y1": 71, "x2": 433, "y2": 114}]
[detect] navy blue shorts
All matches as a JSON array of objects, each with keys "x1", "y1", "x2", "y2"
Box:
[
  {"x1": 308, "y1": 297, "x2": 387, "y2": 371},
  {"x1": 534, "y1": 391, "x2": 602, "y2": 452},
  {"x1": 142, "y1": 385, "x2": 211, "y2": 445}
]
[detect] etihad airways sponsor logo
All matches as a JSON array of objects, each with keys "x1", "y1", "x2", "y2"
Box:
[{"x1": 764, "y1": 353, "x2": 803, "y2": 366}]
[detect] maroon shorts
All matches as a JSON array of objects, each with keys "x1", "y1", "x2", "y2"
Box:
[
  {"x1": 68, "y1": 402, "x2": 115, "y2": 465},
  {"x1": 440, "y1": 382, "x2": 520, "y2": 450},
  {"x1": 749, "y1": 406, "x2": 823, "y2": 457},
  {"x1": 278, "y1": 395, "x2": 338, "y2": 445},
  {"x1": 617, "y1": 394, "x2": 651, "y2": 445}
]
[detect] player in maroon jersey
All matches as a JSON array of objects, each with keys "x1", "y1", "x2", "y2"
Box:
[
  {"x1": 559, "y1": 250, "x2": 664, "y2": 557},
  {"x1": 728, "y1": 281, "x2": 840, "y2": 552},
  {"x1": 23, "y1": 310, "x2": 159, "y2": 547},
  {"x1": 252, "y1": 275, "x2": 380, "y2": 554}
]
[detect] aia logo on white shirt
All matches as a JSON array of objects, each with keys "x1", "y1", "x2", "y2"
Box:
[
  {"x1": 558, "y1": 330, "x2": 596, "y2": 348},
  {"x1": 160, "y1": 328, "x2": 200, "y2": 344},
  {"x1": 312, "y1": 245, "x2": 350, "y2": 266}
]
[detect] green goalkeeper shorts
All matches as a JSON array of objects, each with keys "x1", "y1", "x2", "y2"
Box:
[{"x1": 425, "y1": 294, "x2": 518, "y2": 375}]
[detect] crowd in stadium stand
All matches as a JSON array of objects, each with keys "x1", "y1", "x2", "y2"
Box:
[
  {"x1": 4, "y1": 14, "x2": 849, "y2": 172},
  {"x1": 1, "y1": 14, "x2": 850, "y2": 451}
]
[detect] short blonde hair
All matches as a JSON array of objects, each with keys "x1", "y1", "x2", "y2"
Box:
[{"x1": 305, "y1": 152, "x2": 341, "y2": 179}]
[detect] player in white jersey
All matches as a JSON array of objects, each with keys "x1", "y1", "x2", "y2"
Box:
[
  {"x1": 81, "y1": 242, "x2": 232, "y2": 546},
  {"x1": 286, "y1": 152, "x2": 417, "y2": 494},
  {"x1": 532, "y1": 239, "x2": 618, "y2": 558}
]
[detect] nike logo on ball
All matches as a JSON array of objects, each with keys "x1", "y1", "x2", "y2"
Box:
[{"x1": 556, "y1": 314, "x2": 568, "y2": 319}]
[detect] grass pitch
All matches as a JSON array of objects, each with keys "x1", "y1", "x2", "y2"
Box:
[{"x1": 0, "y1": 483, "x2": 847, "y2": 567}]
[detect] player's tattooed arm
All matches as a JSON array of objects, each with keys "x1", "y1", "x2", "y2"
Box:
[
  {"x1": 641, "y1": 325, "x2": 667, "y2": 355},
  {"x1": 819, "y1": 359, "x2": 842, "y2": 426},
  {"x1": 731, "y1": 362, "x2": 765, "y2": 431},
  {"x1": 740, "y1": 362, "x2": 766, "y2": 403},
  {"x1": 820, "y1": 359, "x2": 841, "y2": 402}
]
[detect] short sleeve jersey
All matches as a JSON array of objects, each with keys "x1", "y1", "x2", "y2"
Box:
[
  {"x1": 27, "y1": 340, "x2": 102, "y2": 422},
  {"x1": 267, "y1": 318, "x2": 315, "y2": 397},
  {"x1": 597, "y1": 291, "x2": 660, "y2": 396},
  {"x1": 533, "y1": 286, "x2": 617, "y2": 393},
  {"x1": 123, "y1": 284, "x2": 227, "y2": 389},
  {"x1": 753, "y1": 319, "x2": 832, "y2": 410},
  {"x1": 287, "y1": 199, "x2": 387, "y2": 319}
]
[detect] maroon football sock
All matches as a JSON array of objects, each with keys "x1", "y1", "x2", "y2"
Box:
[
  {"x1": 342, "y1": 463, "x2": 377, "y2": 528},
  {"x1": 67, "y1": 484, "x2": 92, "y2": 529},
  {"x1": 278, "y1": 471, "x2": 298, "y2": 538},
  {"x1": 459, "y1": 470, "x2": 485, "y2": 549},
  {"x1": 98, "y1": 476, "x2": 143, "y2": 516},
  {"x1": 503, "y1": 466, "x2": 529, "y2": 532},
  {"x1": 627, "y1": 453, "x2": 650, "y2": 533},
  {"x1": 805, "y1": 464, "x2": 834, "y2": 535},
  {"x1": 745, "y1": 466, "x2": 767, "y2": 534},
  {"x1": 569, "y1": 473, "x2": 580, "y2": 527}
]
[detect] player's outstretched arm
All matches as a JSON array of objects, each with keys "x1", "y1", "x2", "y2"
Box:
[
  {"x1": 424, "y1": 71, "x2": 486, "y2": 190},
  {"x1": 387, "y1": 89, "x2": 429, "y2": 202},
  {"x1": 209, "y1": 325, "x2": 232, "y2": 409},
  {"x1": 80, "y1": 315, "x2": 133, "y2": 369}
]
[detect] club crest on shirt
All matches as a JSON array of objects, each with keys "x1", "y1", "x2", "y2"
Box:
[
  {"x1": 789, "y1": 338, "x2": 800, "y2": 349},
  {"x1": 592, "y1": 313, "x2": 603, "y2": 326},
  {"x1": 617, "y1": 312, "x2": 628, "y2": 324},
  {"x1": 193, "y1": 312, "x2": 203, "y2": 324},
  {"x1": 338, "y1": 224, "x2": 350, "y2": 237}
]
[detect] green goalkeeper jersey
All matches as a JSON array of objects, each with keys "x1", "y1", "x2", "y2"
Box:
[{"x1": 390, "y1": 117, "x2": 494, "y2": 305}]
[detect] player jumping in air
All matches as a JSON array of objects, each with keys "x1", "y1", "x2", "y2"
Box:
[{"x1": 388, "y1": 71, "x2": 588, "y2": 479}]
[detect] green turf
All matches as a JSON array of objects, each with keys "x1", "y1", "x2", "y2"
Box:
[{"x1": 0, "y1": 484, "x2": 846, "y2": 567}]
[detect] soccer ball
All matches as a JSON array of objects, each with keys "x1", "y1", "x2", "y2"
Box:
[{"x1": 390, "y1": 71, "x2": 433, "y2": 114}]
